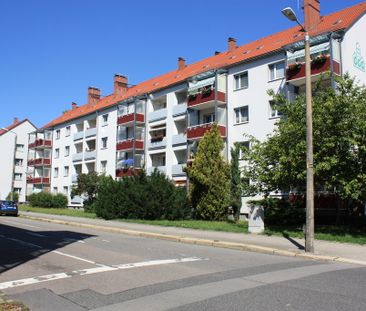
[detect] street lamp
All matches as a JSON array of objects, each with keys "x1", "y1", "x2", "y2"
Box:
[
  {"x1": 281, "y1": 7, "x2": 315, "y2": 253},
  {"x1": 1, "y1": 127, "x2": 18, "y2": 202}
]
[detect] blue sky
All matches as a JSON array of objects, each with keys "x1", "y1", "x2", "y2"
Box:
[{"x1": 0, "y1": 0, "x2": 362, "y2": 128}]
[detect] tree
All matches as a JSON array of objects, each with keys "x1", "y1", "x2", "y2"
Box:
[
  {"x1": 230, "y1": 143, "x2": 242, "y2": 221},
  {"x1": 241, "y1": 75, "x2": 366, "y2": 208},
  {"x1": 6, "y1": 191, "x2": 19, "y2": 202},
  {"x1": 185, "y1": 124, "x2": 230, "y2": 220},
  {"x1": 71, "y1": 172, "x2": 103, "y2": 210}
]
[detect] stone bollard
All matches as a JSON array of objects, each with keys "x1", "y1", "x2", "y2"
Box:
[{"x1": 248, "y1": 204, "x2": 264, "y2": 233}]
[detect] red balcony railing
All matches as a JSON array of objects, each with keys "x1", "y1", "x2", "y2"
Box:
[
  {"x1": 187, "y1": 124, "x2": 226, "y2": 140},
  {"x1": 286, "y1": 56, "x2": 340, "y2": 82},
  {"x1": 188, "y1": 90, "x2": 226, "y2": 108},
  {"x1": 27, "y1": 158, "x2": 51, "y2": 166},
  {"x1": 116, "y1": 139, "x2": 144, "y2": 151},
  {"x1": 28, "y1": 139, "x2": 52, "y2": 149},
  {"x1": 117, "y1": 113, "x2": 145, "y2": 125},
  {"x1": 26, "y1": 177, "x2": 50, "y2": 184},
  {"x1": 115, "y1": 168, "x2": 142, "y2": 178}
]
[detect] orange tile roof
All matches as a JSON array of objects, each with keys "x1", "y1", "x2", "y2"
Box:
[{"x1": 44, "y1": 1, "x2": 366, "y2": 129}]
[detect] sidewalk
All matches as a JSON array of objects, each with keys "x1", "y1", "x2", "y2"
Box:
[{"x1": 20, "y1": 211, "x2": 366, "y2": 266}]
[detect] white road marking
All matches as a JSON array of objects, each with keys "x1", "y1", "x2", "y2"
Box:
[
  {"x1": 5, "y1": 237, "x2": 42, "y2": 249},
  {"x1": 102, "y1": 239, "x2": 110, "y2": 243},
  {"x1": 65, "y1": 238, "x2": 86, "y2": 244},
  {"x1": 0, "y1": 257, "x2": 206, "y2": 290},
  {"x1": 52, "y1": 250, "x2": 97, "y2": 265},
  {"x1": 2, "y1": 220, "x2": 42, "y2": 229},
  {"x1": 26, "y1": 232, "x2": 47, "y2": 238}
]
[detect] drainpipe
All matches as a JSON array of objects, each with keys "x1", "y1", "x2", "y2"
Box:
[{"x1": 329, "y1": 35, "x2": 335, "y2": 90}]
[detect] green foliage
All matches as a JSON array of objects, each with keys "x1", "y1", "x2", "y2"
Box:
[
  {"x1": 6, "y1": 191, "x2": 19, "y2": 202},
  {"x1": 242, "y1": 76, "x2": 366, "y2": 204},
  {"x1": 230, "y1": 144, "x2": 242, "y2": 221},
  {"x1": 28, "y1": 192, "x2": 68, "y2": 208},
  {"x1": 185, "y1": 124, "x2": 231, "y2": 220},
  {"x1": 249, "y1": 198, "x2": 305, "y2": 226},
  {"x1": 94, "y1": 170, "x2": 190, "y2": 220},
  {"x1": 71, "y1": 172, "x2": 103, "y2": 210}
]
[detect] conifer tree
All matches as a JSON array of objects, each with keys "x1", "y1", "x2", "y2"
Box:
[{"x1": 230, "y1": 143, "x2": 242, "y2": 221}]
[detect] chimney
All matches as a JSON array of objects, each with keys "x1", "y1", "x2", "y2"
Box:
[
  {"x1": 228, "y1": 37, "x2": 237, "y2": 52},
  {"x1": 88, "y1": 87, "x2": 101, "y2": 106},
  {"x1": 114, "y1": 74, "x2": 128, "y2": 95},
  {"x1": 13, "y1": 117, "x2": 19, "y2": 124},
  {"x1": 71, "y1": 102, "x2": 77, "y2": 110},
  {"x1": 304, "y1": 0, "x2": 321, "y2": 31},
  {"x1": 178, "y1": 57, "x2": 186, "y2": 70},
  {"x1": 215, "y1": 51, "x2": 221, "y2": 55}
]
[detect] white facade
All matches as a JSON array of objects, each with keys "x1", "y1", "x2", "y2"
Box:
[{"x1": 0, "y1": 119, "x2": 37, "y2": 202}]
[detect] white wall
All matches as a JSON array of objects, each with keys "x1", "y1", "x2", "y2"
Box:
[{"x1": 342, "y1": 13, "x2": 366, "y2": 85}]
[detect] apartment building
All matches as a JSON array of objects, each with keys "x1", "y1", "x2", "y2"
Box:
[
  {"x1": 27, "y1": 1, "x2": 366, "y2": 212},
  {"x1": 0, "y1": 118, "x2": 37, "y2": 202}
]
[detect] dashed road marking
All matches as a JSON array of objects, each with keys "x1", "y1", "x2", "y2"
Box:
[
  {"x1": 26, "y1": 232, "x2": 47, "y2": 238},
  {"x1": 0, "y1": 257, "x2": 206, "y2": 290},
  {"x1": 2, "y1": 220, "x2": 42, "y2": 229},
  {"x1": 52, "y1": 250, "x2": 97, "y2": 265}
]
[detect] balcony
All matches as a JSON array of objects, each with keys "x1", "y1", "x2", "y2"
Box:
[
  {"x1": 116, "y1": 139, "x2": 144, "y2": 151},
  {"x1": 173, "y1": 104, "x2": 187, "y2": 117},
  {"x1": 85, "y1": 127, "x2": 97, "y2": 138},
  {"x1": 28, "y1": 139, "x2": 52, "y2": 149},
  {"x1": 84, "y1": 150, "x2": 96, "y2": 161},
  {"x1": 71, "y1": 174, "x2": 79, "y2": 183},
  {"x1": 73, "y1": 131, "x2": 84, "y2": 141},
  {"x1": 148, "y1": 137, "x2": 167, "y2": 150},
  {"x1": 187, "y1": 123, "x2": 226, "y2": 140},
  {"x1": 187, "y1": 90, "x2": 226, "y2": 109},
  {"x1": 286, "y1": 56, "x2": 340, "y2": 86},
  {"x1": 116, "y1": 168, "x2": 142, "y2": 178},
  {"x1": 27, "y1": 177, "x2": 50, "y2": 184},
  {"x1": 172, "y1": 164, "x2": 186, "y2": 176},
  {"x1": 147, "y1": 166, "x2": 166, "y2": 175},
  {"x1": 27, "y1": 158, "x2": 51, "y2": 167},
  {"x1": 117, "y1": 113, "x2": 145, "y2": 126},
  {"x1": 72, "y1": 153, "x2": 83, "y2": 162},
  {"x1": 172, "y1": 133, "x2": 187, "y2": 146},
  {"x1": 149, "y1": 108, "x2": 167, "y2": 122}
]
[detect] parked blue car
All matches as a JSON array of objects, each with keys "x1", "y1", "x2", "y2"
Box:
[{"x1": 0, "y1": 200, "x2": 18, "y2": 216}]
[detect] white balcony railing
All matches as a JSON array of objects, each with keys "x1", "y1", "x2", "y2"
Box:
[
  {"x1": 73, "y1": 131, "x2": 84, "y2": 141},
  {"x1": 149, "y1": 108, "x2": 167, "y2": 122},
  {"x1": 72, "y1": 153, "x2": 83, "y2": 162},
  {"x1": 84, "y1": 150, "x2": 96, "y2": 161},
  {"x1": 172, "y1": 133, "x2": 187, "y2": 146},
  {"x1": 172, "y1": 104, "x2": 187, "y2": 117},
  {"x1": 148, "y1": 137, "x2": 167, "y2": 149},
  {"x1": 85, "y1": 127, "x2": 97, "y2": 138},
  {"x1": 172, "y1": 164, "x2": 186, "y2": 176},
  {"x1": 147, "y1": 166, "x2": 166, "y2": 175}
]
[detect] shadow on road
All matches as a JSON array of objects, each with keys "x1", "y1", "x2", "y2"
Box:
[
  {"x1": 282, "y1": 232, "x2": 305, "y2": 250},
  {"x1": 0, "y1": 222, "x2": 95, "y2": 274}
]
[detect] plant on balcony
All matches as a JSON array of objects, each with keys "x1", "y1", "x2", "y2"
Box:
[
  {"x1": 185, "y1": 123, "x2": 230, "y2": 221},
  {"x1": 151, "y1": 135, "x2": 164, "y2": 143},
  {"x1": 311, "y1": 54, "x2": 328, "y2": 66},
  {"x1": 287, "y1": 62, "x2": 302, "y2": 72},
  {"x1": 200, "y1": 85, "x2": 212, "y2": 96},
  {"x1": 188, "y1": 93, "x2": 197, "y2": 101}
]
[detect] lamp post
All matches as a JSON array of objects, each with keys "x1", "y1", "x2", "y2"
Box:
[
  {"x1": 281, "y1": 7, "x2": 314, "y2": 253},
  {"x1": 1, "y1": 127, "x2": 18, "y2": 202}
]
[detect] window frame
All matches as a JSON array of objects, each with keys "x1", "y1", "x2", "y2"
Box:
[
  {"x1": 56, "y1": 129, "x2": 60, "y2": 140},
  {"x1": 269, "y1": 100, "x2": 283, "y2": 119},
  {"x1": 65, "y1": 126, "x2": 71, "y2": 137},
  {"x1": 268, "y1": 61, "x2": 285, "y2": 81},
  {"x1": 64, "y1": 146, "x2": 70, "y2": 157},
  {"x1": 102, "y1": 114, "x2": 109, "y2": 126},
  {"x1": 234, "y1": 106, "x2": 249, "y2": 124},
  {"x1": 101, "y1": 137, "x2": 108, "y2": 149},
  {"x1": 233, "y1": 71, "x2": 249, "y2": 91}
]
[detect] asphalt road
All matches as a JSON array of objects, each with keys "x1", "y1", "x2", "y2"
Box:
[{"x1": 1, "y1": 216, "x2": 365, "y2": 311}]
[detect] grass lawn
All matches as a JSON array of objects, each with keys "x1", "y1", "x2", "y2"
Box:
[
  {"x1": 264, "y1": 225, "x2": 366, "y2": 245},
  {"x1": 19, "y1": 205, "x2": 97, "y2": 219}
]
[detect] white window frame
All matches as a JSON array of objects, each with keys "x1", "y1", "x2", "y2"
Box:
[
  {"x1": 102, "y1": 114, "x2": 109, "y2": 126},
  {"x1": 101, "y1": 160, "x2": 107, "y2": 173},
  {"x1": 63, "y1": 186, "x2": 68, "y2": 195},
  {"x1": 56, "y1": 129, "x2": 60, "y2": 140},
  {"x1": 54, "y1": 167, "x2": 59, "y2": 178},
  {"x1": 64, "y1": 166, "x2": 69, "y2": 177},
  {"x1": 64, "y1": 146, "x2": 70, "y2": 157},
  {"x1": 101, "y1": 137, "x2": 108, "y2": 149},
  {"x1": 234, "y1": 71, "x2": 249, "y2": 90},
  {"x1": 234, "y1": 106, "x2": 249, "y2": 124},
  {"x1": 268, "y1": 61, "x2": 285, "y2": 81},
  {"x1": 269, "y1": 100, "x2": 283, "y2": 119},
  {"x1": 65, "y1": 126, "x2": 71, "y2": 137},
  {"x1": 55, "y1": 148, "x2": 59, "y2": 159}
]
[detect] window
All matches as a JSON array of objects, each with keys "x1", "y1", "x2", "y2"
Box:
[
  {"x1": 64, "y1": 166, "x2": 69, "y2": 177},
  {"x1": 16, "y1": 144, "x2": 24, "y2": 152},
  {"x1": 234, "y1": 71, "x2": 248, "y2": 90},
  {"x1": 269, "y1": 61, "x2": 285, "y2": 81},
  {"x1": 234, "y1": 106, "x2": 249, "y2": 124},
  {"x1": 101, "y1": 160, "x2": 107, "y2": 173},
  {"x1": 65, "y1": 146, "x2": 70, "y2": 157},
  {"x1": 203, "y1": 113, "x2": 215, "y2": 124},
  {"x1": 237, "y1": 141, "x2": 250, "y2": 159},
  {"x1": 53, "y1": 187, "x2": 58, "y2": 193},
  {"x1": 102, "y1": 114, "x2": 108, "y2": 126},
  {"x1": 56, "y1": 129, "x2": 60, "y2": 139},
  {"x1": 101, "y1": 137, "x2": 108, "y2": 149},
  {"x1": 66, "y1": 126, "x2": 71, "y2": 136},
  {"x1": 63, "y1": 186, "x2": 68, "y2": 195},
  {"x1": 14, "y1": 173, "x2": 22, "y2": 181},
  {"x1": 269, "y1": 100, "x2": 283, "y2": 118},
  {"x1": 14, "y1": 188, "x2": 21, "y2": 195},
  {"x1": 15, "y1": 159, "x2": 23, "y2": 166},
  {"x1": 55, "y1": 148, "x2": 59, "y2": 158},
  {"x1": 54, "y1": 167, "x2": 59, "y2": 178}
]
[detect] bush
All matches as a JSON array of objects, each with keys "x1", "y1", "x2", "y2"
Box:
[
  {"x1": 249, "y1": 198, "x2": 305, "y2": 226},
  {"x1": 6, "y1": 191, "x2": 19, "y2": 202},
  {"x1": 28, "y1": 192, "x2": 68, "y2": 208},
  {"x1": 94, "y1": 170, "x2": 191, "y2": 220}
]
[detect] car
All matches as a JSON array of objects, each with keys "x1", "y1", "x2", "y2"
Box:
[{"x1": 0, "y1": 200, "x2": 18, "y2": 216}]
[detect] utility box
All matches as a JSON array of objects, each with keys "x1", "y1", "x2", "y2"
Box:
[{"x1": 248, "y1": 204, "x2": 264, "y2": 233}]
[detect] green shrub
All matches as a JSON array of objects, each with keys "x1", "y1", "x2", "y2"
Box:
[
  {"x1": 6, "y1": 191, "x2": 19, "y2": 202},
  {"x1": 249, "y1": 198, "x2": 305, "y2": 226},
  {"x1": 28, "y1": 192, "x2": 68, "y2": 208},
  {"x1": 94, "y1": 171, "x2": 191, "y2": 220}
]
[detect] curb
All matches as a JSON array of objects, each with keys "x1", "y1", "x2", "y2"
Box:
[{"x1": 20, "y1": 214, "x2": 366, "y2": 266}]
